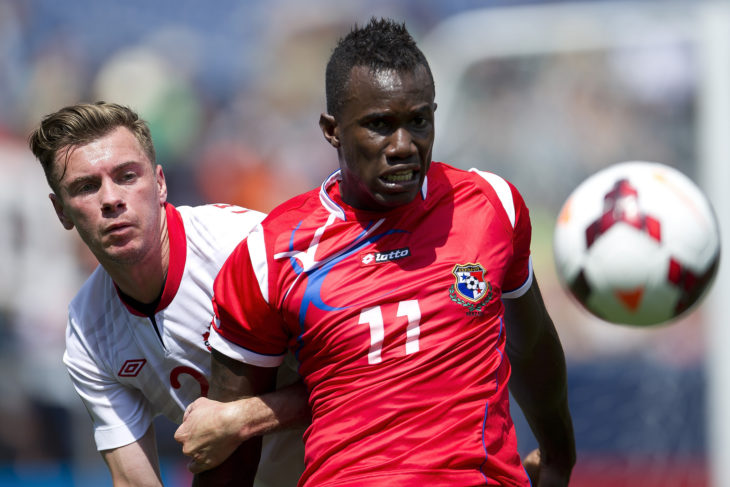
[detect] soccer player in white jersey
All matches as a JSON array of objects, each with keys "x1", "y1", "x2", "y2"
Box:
[
  {"x1": 179, "y1": 18, "x2": 576, "y2": 487},
  {"x1": 28, "y1": 102, "x2": 309, "y2": 487}
]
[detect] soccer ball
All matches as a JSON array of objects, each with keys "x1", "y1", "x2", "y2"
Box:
[{"x1": 553, "y1": 161, "x2": 721, "y2": 326}]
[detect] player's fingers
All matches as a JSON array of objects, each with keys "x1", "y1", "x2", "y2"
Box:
[
  {"x1": 188, "y1": 456, "x2": 212, "y2": 474},
  {"x1": 188, "y1": 459, "x2": 202, "y2": 474},
  {"x1": 523, "y1": 448, "x2": 541, "y2": 484},
  {"x1": 183, "y1": 402, "x2": 194, "y2": 421},
  {"x1": 173, "y1": 424, "x2": 186, "y2": 444}
]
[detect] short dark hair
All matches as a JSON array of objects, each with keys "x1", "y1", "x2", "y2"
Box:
[
  {"x1": 28, "y1": 101, "x2": 156, "y2": 191},
  {"x1": 325, "y1": 18, "x2": 434, "y2": 117}
]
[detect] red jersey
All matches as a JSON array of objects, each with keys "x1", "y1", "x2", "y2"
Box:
[{"x1": 210, "y1": 162, "x2": 533, "y2": 486}]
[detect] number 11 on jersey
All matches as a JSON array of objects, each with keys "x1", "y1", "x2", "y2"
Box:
[{"x1": 359, "y1": 300, "x2": 421, "y2": 364}]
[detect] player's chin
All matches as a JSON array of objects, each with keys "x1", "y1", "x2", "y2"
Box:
[
  {"x1": 102, "y1": 242, "x2": 146, "y2": 265},
  {"x1": 373, "y1": 188, "x2": 420, "y2": 210}
]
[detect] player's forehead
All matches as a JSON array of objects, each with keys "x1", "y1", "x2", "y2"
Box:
[
  {"x1": 346, "y1": 64, "x2": 433, "y2": 94},
  {"x1": 343, "y1": 65, "x2": 434, "y2": 111},
  {"x1": 54, "y1": 127, "x2": 152, "y2": 183},
  {"x1": 65, "y1": 126, "x2": 147, "y2": 162}
]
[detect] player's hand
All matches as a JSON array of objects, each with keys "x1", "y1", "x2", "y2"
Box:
[
  {"x1": 174, "y1": 397, "x2": 246, "y2": 474},
  {"x1": 523, "y1": 448, "x2": 541, "y2": 483},
  {"x1": 522, "y1": 448, "x2": 573, "y2": 487}
]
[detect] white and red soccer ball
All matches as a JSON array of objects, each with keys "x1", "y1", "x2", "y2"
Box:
[{"x1": 553, "y1": 161, "x2": 721, "y2": 326}]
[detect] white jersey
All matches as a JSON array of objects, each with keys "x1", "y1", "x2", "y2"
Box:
[{"x1": 63, "y1": 203, "x2": 305, "y2": 486}]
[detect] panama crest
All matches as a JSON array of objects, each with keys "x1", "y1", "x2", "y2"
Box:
[{"x1": 450, "y1": 263, "x2": 493, "y2": 312}]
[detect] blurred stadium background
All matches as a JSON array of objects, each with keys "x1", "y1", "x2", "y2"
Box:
[{"x1": 1, "y1": 0, "x2": 728, "y2": 485}]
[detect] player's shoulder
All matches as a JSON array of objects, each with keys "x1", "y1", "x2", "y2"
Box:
[
  {"x1": 64, "y1": 266, "x2": 125, "y2": 376},
  {"x1": 68, "y1": 265, "x2": 119, "y2": 331},
  {"x1": 260, "y1": 188, "x2": 321, "y2": 229},
  {"x1": 178, "y1": 203, "x2": 266, "y2": 243},
  {"x1": 178, "y1": 203, "x2": 266, "y2": 228},
  {"x1": 435, "y1": 162, "x2": 527, "y2": 228},
  {"x1": 435, "y1": 162, "x2": 520, "y2": 193}
]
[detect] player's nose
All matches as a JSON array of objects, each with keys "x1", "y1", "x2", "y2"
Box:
[
  {"x1": 387, "y1": 127, "x2": 416, "y2": 159},
  {"x1": 99, "y1": 182, "x2": 125, "y2": 212}
]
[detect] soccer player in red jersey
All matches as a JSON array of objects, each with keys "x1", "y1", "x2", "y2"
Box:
[
  {"x1": 180, "y1": 18, "x2": 576, "y2": 487},
  {"x1": 28, "y1": 102, "x2": 308, "y2": 487}
]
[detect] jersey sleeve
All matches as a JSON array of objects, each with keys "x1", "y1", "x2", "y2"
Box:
[
  {"x1": 208, "y1": 227, "x2": 289, "y2": 368},
  {"x1": 501, "y1": 183, "x2": 533, "y2": 298},
  {"x1": 469, "y1": 168, "x2": 533, "y2": 298},
  {"x1": 63, "y1": 312, "x2": 154, "y2": 451}
]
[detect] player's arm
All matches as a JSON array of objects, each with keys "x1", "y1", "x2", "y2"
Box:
[
  {"x1": 64, "y1": 318, "x2": 166, "y2": 487},
  {"x1": 101, "y1": 424, "x2": 163, "y2": 487},
  {"x1": 503, "y1": 277, "x2": 576, "y2": 486},
  {"x1": 191, "y1": 348, "x2": 279, "y2": 487},
  {"x1": 175, "y1": 379, "x2": 309, "y2": 473}
]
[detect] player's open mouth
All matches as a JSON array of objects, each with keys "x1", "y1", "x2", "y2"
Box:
[{"x1": 381, "y1": 170, "x2": 415, "y2": 183}]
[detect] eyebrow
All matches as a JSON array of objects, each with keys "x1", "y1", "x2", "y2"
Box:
[
  {"x1": 360, "y1": 104, "x2": 433, "y2": 122},
  {"x1": 411, "y1": 104, "x2": 434, "y2": 115},
  {"x1": 381, "y1": 102, "x2": 433, "y2": 114},
  {"x1": 67, "y1": 174, "x2": 97, "y2": 190}
]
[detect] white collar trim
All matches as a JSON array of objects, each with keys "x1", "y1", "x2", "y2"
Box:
[{"x1": 318, "y1": 169, "x2": 429, "y2": 221}]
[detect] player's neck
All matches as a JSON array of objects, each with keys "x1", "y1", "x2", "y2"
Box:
[{"x1": 107, "y1": 212, "x2": 170, "y2": 304}]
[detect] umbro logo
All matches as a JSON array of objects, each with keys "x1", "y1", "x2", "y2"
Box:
[
  {"x1": 118, "y1": 359, "x2": 147, "y2": 377},
  {"x1": 360, "y1": 247, "x2": 410, "y2": 266}
]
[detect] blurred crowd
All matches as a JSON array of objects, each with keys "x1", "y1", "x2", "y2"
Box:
[{"x1": 0, "y1": 0, "x2": 713, "y2": 483}]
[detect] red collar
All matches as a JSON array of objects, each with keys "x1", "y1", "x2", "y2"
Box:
[{"x1": 117, "y1": 203, "x2": 187, "y2": 316}]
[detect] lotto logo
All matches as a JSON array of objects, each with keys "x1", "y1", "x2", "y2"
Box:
[
  {"x1": 360, "y1": 248, "x2": 410, "y2": 266},
  {"x1": 118, "y1": 359, "x2": 147, "y2": 377}
]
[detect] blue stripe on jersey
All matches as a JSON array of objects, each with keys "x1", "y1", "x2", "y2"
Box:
[
  {"x1": 479, "y1": 316, "x2": 506, "y2": 484},
  {"x1": 286, "y1": 219, "x2": 408, "y2": 360}
]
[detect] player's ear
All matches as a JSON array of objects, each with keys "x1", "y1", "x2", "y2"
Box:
[
  {"x1": 319, "y1": 113, "x2": 340, "y2": 148},
  {"x1": 155, "y1": 164, "x2": 168, "y2": 205},
  {"x1": 49, "y1": 193, "x2": 74, "y2": 230}
]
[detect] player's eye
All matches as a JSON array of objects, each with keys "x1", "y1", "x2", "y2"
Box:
[
  {"x1": 366, "y1": 118, "x2": 390, "y2": 133},
  {"x1": 72, "y1": 181, "x2": 98, "y2": 194},
  {"x1": 120, "y1": 171, "x2": 138, "y2": 183}
]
